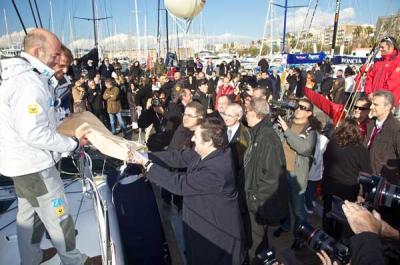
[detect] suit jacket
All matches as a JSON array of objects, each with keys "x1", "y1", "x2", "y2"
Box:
[
  {"x1": 229, "y1": 123, "x2": 251, "y2": 213},
  {"x1": 229, "y1": 123, "x2": 251, "y2": 176},
  {"x1": 147, "y1": 149, "x2": 245, "y2": 265},
  {"x1": 364, "y1": 114, "x2": 400, "y2": 184}
]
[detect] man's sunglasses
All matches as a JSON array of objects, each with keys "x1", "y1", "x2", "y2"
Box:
[{"x1": 353, "y1": 106, "x2": 369, "y2": 111}]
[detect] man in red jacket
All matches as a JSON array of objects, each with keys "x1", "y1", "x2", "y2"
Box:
[{"x1": 365, "y1": 36, "x2": 400, "y2": 108}]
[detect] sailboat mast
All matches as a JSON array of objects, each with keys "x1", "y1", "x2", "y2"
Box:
[
  {"x1": 331, "y1": 0, "x2": 341, "y2": 55},
  {"x1": 68, "y1": 12, "x2": 75, "y2": 57},
  {"x1": 49, "y1": 0, "x2": 54, "y2": 32},
  {"x1": 165, "y1": 10, "x2": 169, "y2": 54},
  {"x1": 156, "y1": 0, "x2": 161, "y2": 58},
  {"x1": 144, "y1": 14, "x2": 148, "y2": 56},
  {"x1": 3, "y1": 8, "x2": 11, "y2": 47},
  {"x1": 282, "y1": 0, "x2": 288, "y2": 53},
  {"x1": 92, "y1": 0, "x2": 98, "y2": 48},
  {"x1": 134, "y1": 0, "x2": 141, "y2": 60}
]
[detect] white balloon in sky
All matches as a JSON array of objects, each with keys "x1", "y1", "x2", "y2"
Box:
[{"x1": 164, "y1": 0, "x2": 206, "y2": 20}]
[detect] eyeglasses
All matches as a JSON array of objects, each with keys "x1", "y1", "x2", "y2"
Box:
[
  {"x1": 223, "y1": 113, "x2": 238, "y2": 118},
  {"x1": 297, "y1": 105, "x2": 311, "y2": 111},
  {"x1": 183, "y1": 113, "x2": 200, "y2": 118},
  {"x1": 353, "y1": 105, "x2": 369, "y2": 111}
]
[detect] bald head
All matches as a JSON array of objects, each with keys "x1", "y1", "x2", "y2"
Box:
[{"x1": 23, "y1": 28, "x2": 61, "y2": 68}]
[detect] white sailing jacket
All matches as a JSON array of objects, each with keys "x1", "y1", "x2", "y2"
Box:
[{"x1": 0, "y1": 52, "x2": 77, "y2": 177}]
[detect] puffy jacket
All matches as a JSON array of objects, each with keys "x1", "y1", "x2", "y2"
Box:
[
  {"x1": 365, "y1": 49, "x2": 400, "y2": 106},
  {"x1": 0, "y1": 52, "x2": 77, "y2": 177}
]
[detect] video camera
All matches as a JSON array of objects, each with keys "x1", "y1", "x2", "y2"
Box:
[
  {"x1": 269, "y1": 100, "x2": 298, "y2": 122},
  {"x1": 295, "y1": 223, "x2": 350, "y2": 264}
]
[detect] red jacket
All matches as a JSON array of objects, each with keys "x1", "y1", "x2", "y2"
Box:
[
  {"x1": 303, "y1": 86, "x2": 344, "y2": 126},
  {"x1": 365, "y1": 49, "x2": 400, "y2": 106},
  {"x1": 303, "y1": 86, "x2": 369, "y2": 139},
  {"x1": 215, "y1": 85, "x2": 234, "y2": 109}
]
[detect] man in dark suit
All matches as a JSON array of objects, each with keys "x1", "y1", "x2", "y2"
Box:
[
  {"x1": 130, "y1": 118, "x2": 245, "y2": 265},
  {"x1": 223, "y1": 103, "x2": 252, "y2": 254}
]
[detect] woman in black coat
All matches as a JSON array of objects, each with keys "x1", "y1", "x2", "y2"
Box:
[{"x1": 322, "y1": 118, "x2": 372, "y2": 240}]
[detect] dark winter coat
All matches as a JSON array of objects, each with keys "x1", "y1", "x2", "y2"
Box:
[
  {"x1": 98, "y1": 64, "x2": 114, "y2": 79},
  {"x1": 87, "y1": 87, "x2": 104, "y2": 114},
  {"x1": 147, "y1": 148, "x2": 245, "y2": 265},
  {"x1": 244, "y1": 118, "x2": 289, "y2": 225}
]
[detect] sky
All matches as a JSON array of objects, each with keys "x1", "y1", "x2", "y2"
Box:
[{"x1": 0, "y1": 0, "x2": 399, "y2": 46}]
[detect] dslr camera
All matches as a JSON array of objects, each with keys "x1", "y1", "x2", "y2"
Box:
[
  {"x1": 296, "y1": 222, "x2": 350, "y2": 264},
  {"x1": 328, "y1": 174, "x2": 400, "y2": 225},
  {"x1": 151, "y1": 96, "x2": 162, "y2": 107}
]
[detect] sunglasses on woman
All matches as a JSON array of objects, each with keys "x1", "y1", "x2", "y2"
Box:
[{"x1": 353, "y1": 106, "x2": 369, "y2": 111}]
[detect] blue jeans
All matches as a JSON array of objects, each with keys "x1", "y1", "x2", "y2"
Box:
[
  {"x1": 109, "y1": 112, "x2": 126, "y2": 134},
  {"x1": 305, "y1": 180, "x2": 319, "y2": 210},
  {"x1": 280, "y1": 172, "x2": 307, "y2": 233}
]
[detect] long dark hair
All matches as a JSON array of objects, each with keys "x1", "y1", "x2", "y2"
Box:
[{"x1": 332, "y1": 118, "x2": 362, "y2": 147}]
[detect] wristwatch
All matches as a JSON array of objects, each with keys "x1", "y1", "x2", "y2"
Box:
[{"x1": 144, "y1": 160, "x2": 152, "y2": 169}]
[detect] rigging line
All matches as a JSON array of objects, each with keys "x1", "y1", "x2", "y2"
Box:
[
  {"x1": 28, "y1": 0, "x2": 38, "y2": 28},
  {"x1": 294, "y1": 0, "x2": 312, "y2": 51},
  {"x1": 376, "y1": 0, "x2": 393, "y2": 40},
  {"x1": 11, "y1": 0, "x2": 27, "y2": 34},
  {"x1": 301, "y1": 0, "x2": 319, "y2": 52},
  {"x1": 59, "y1": 0, "x2": 68, "y2": 39},
  {"x1": 33, "y1": 0, "x2": 43, "y2": 28},
  {"x1": 101, "y1": 0, "x2": 111, "y2": 42}
]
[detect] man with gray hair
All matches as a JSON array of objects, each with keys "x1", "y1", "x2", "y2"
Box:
[
  {"x1": 0, "y1": 28, "x2": 99, "y2": 264},
  {"x1": 223, "y1": 103, "x2": 252, "y2": 252},
  {"x1": 243, "y1": 98, "x2": 288, "y2": 261},
  {"x1": 365, "y1": 90, "x2": 400, "y2": 185}
]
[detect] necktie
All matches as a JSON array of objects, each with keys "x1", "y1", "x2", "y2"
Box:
[
  {"x1": 227, "y1": 128, "x2": 232, "y2": 142},
  {"x1": 367, "y1": 126, "x2": 382, "y2": 149}
]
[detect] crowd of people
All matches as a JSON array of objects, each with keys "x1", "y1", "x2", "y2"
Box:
[{"x1": 1, "y1": 27, "x2": 399, "y2": 265}]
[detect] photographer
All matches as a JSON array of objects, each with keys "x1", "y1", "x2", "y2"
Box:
[
  {"x1": 273, "y1": 99, "x2": 318, "y2": 250},
  {"x1": 138, "y1": 91, "x2": 173, "y2": 151}
]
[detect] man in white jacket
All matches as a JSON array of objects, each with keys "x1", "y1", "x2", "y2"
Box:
[{"x1": 0, "y1": 29, "x2": 99, "y2": 265}]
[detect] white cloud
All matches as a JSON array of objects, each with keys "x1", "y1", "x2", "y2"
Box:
[{"x1": 266, "y1": 7, "x2": 356, "y2": 36}]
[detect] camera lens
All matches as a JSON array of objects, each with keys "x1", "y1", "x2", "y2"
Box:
[
  {"x1": 295, "y1": 223, "x2": 350, "y2": 264},
  {"x1": 359, "y1": 175, "x2": 400, "y2": 210},
  {"x1": 151, "y1": 97, "x2": 161, "y2": 107},
  {"x1": 379, "y1": 182, "x2": 400, "y2": 211}
]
